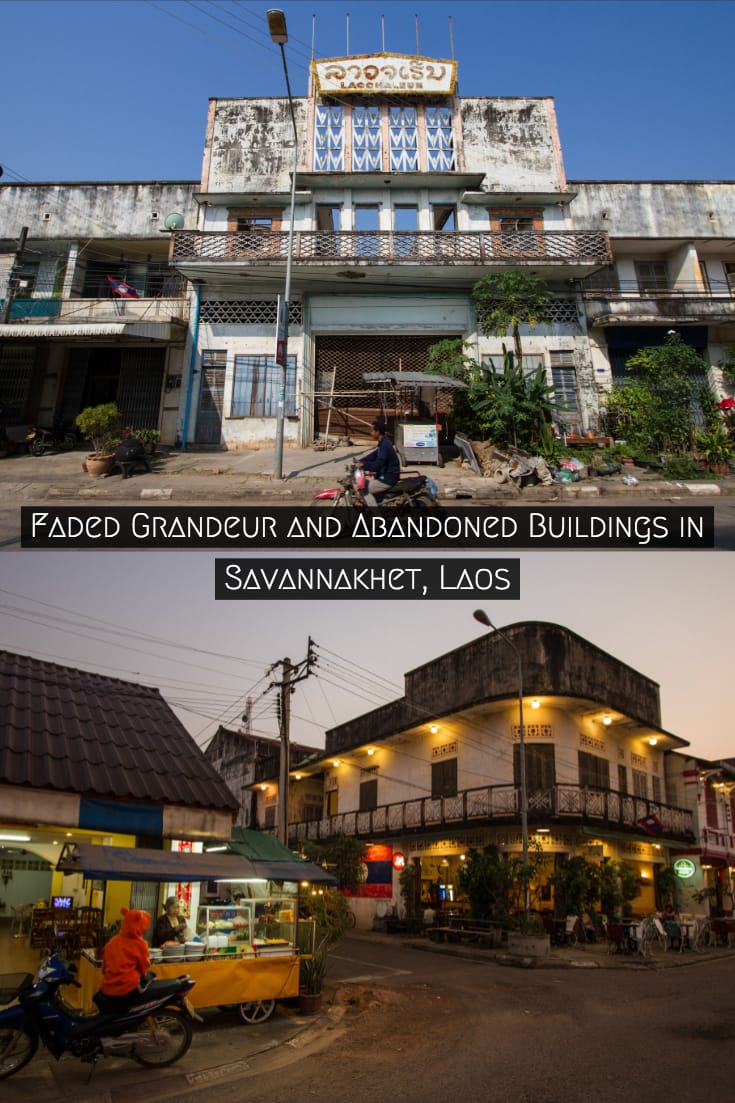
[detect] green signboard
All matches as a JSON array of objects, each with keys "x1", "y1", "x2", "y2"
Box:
[{"x1": 673, "y1": 858, "x2": 696, "y2": 879}]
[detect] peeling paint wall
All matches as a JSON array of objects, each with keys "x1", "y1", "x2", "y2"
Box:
[
  {"x1": 569, "y1": 181, "x2": 735, "y2": 238},
  {"x1": 460, "y1": 98, "x2": 564, "y2": 192},
  {"x1": 0, "y1": 182, "x2": 199, "y2": 240},
  {"x1": 204, "y1": 98, "x2": 307, "y2": 194}
]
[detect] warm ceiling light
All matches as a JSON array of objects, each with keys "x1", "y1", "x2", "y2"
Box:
[
  {"x1": 332, "y1": 759, "x2": 341, "y2": 767},
  {"x1": 531, "y1": 699, "x2": 540, "y2": 710},
  {"x1": 260, "y1": 784, "x2": 267, "y2": 791},
  {"x1": 537, "y1": 828, "x2": 551, "y2": 834},
  {"x1": 366, "y1": 747, "x2": 375, "y2": 756},
  {"x1": 602, "y1": 715, "x2": 612, "y2": 726},
  {"x1": 430, "y1": 724, "x2": 439, "y2": 734},
  {"x1": 66, "y1": 831, "x2": 73, "y2": 836},
  {"x1": 294, "y1": 773, "x2": 302, "y2": 781},
  {"x1": 648, "y1": 737, "x2": 658, "y2": 746}
]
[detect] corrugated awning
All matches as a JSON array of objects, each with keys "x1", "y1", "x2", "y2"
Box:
[
  {"x1": 57, "y1": 842, "x2": 259, "y2": 883},
  {"x1": 0, "y1": 322, "x2": 180, "y2": 340},
  {"x1": 57, "y1": 841, "x2": 337, "y2": 885}
]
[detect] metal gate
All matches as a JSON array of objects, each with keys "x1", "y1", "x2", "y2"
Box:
[
  {"x1": 117, "y1": 348, "x2": 165, "y2": 429},
  {"x1": 313, "y1": 334, "x2": 455, "y2": 441},
  {"x1": 195, "y1": 350, "x2": 226, "y2": 445}
]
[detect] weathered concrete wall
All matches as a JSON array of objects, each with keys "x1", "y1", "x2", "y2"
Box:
[
  {"x1": 0, "y1": 182, "x2": 198, "y2": 241},
  {"x1": 460, "y1": 98, "x2": 564, "y2": 193},
  {"x1": 569, "y1": 181, "x2": 735, "y2": 238},
  {"x1": 204, "y1": 98, "x2": 307, "y2": 194},
  {"x1": 326, "y1": 622, "x2": 664, "y2": 754}
]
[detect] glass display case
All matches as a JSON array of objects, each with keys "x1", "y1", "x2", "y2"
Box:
[{"x1": 195, "y1": 899, "x2": 297, "y2": 956}]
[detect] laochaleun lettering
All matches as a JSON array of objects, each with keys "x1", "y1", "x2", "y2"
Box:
[{"x1": 528, "y1": 512, "x2": 670, "y2": 546}]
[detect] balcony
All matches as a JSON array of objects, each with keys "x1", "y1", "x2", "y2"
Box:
[
  {"x1": 170, "y1": 229, "x2": 611, "y2": 286},
  {"x1": 287, "y1": 783, "x2": 695, "y2": 846},
  {"x1": 583, "y1": 287, "x2": 735, "y2": 326}
]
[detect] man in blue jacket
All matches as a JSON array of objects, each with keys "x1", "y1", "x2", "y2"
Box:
[{"x1": 358, "y1": 420, "x2": 401, "y2": 506}]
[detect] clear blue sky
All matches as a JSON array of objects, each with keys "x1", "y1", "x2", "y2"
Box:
[{"x1": 1, "y1": 0, "x2": 734, "y2": 183}]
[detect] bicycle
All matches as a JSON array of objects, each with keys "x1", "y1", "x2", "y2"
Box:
[{"x1": 692, "y1": 918, "x2": 717, "y2": 952}]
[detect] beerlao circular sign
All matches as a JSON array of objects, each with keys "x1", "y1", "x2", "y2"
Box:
[{"x1": 673, "y1": 858, "x2": 696, "y2": 879}]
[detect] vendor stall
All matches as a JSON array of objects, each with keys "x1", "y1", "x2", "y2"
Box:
[
  {"x1": 56, "y1": 840, "x2": 335, "y2": 1023},
  {"x1": 362, "y1": 371, "x2": 468, "y2": 466}
]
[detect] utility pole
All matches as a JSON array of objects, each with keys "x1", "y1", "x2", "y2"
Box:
[{"x1": 269, "y1": 638, "x2": 317, "y2": 845}]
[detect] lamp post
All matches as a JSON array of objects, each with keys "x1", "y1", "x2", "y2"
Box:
[
  {"x1": 473, "y1": 609, "x2": 530, "y2": 921},
  {"x1": 267, "y1": 9, "x2": 298, "y2": 481}
]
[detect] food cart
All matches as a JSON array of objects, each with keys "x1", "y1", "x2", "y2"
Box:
[
  {"x1": 56, "y1": 841, "x2": 335, "y2": 1024},
  {"x1": 362, "y1": 371, "x2": 468, "y2": 467}
]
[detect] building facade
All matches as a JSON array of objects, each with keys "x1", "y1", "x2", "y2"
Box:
[
  {"x1": 251, "y1": 622, "x2": 697, "y2": 927},
  {"x1": 2, "y1": 50, "x2": 735, "y2": 448}
]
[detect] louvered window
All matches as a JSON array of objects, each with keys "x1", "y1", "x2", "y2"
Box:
[{"x1": 231, "y1": 355, "x2": 297, "y2": 418}]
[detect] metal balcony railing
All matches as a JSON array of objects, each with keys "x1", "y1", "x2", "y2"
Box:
[
  {"x1": 286, "y1": 782, "x2": 694, "y2": 845},
  {"x1": 171, "y1": 229, "x2": 611, "y2": 265}
]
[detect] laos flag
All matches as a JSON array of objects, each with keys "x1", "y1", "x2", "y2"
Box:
[
  {"x1": 107, "y1": 275, "x2": 140, "y2": 298},
  {"x1": 637, "y1": 813, "x2": 664, "y2": 835}
]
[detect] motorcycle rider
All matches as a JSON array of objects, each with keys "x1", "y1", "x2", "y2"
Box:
[
  {"x1": 97, "y1": 907, "x2": 152, "y2": 1008},
  {"x1": 357, "y1": 419, "x2": 401, "y2": 507}
]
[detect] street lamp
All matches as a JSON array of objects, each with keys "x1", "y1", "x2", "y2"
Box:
[
  {"x1": 267, "y1": 9, "x2": 298, "y2": 481},
  {"x1": 473, "y1": 609, "x2": 530, "y2": 920}
]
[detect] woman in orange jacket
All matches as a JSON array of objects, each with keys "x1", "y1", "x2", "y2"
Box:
[{"x1": 100, "y1": 908, "x2": 151, "y2": 997}]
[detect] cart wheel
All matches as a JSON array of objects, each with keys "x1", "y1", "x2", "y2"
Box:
[{"x1": 238, "y1": 999, "x2": 276, "y2": 1025}]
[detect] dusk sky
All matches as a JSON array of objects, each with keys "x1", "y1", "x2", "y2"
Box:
[
  {"x1": 0, "y1": 551, "x2": 731, "y2": 762},
  {"x1": 1, "y1": 1, "x2": 733, "y2": 182}
]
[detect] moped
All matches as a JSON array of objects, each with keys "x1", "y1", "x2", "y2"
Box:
[{"x1": 0, "y1": 953, "x2": 197, "y2": 1080}]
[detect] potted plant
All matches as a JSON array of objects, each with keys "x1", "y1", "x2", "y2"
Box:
[
  {"x1": 123, "y1": 426, "x2": 160, "y2": 455},
  {"x1": 695, "y1": 423, "x2": 732, "y2": 474},
  {"x1": 76, "y1": 402, "x2": 121, "y2": 476},
  {"x1": 298, "y1": 936, "x2": 328, "y2": 1013}
]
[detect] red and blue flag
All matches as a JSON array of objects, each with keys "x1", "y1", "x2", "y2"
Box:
[
  {"x1": 106, "y1": 275, "x2": 140, "y2": 298},
  {"x1": 637, "y1": 813, "x2": 664, "y2": 835}
]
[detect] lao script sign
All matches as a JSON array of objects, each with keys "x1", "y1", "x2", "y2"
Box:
[{"x1": 313, "y1": 53, "x2": 458, "y2": 95}]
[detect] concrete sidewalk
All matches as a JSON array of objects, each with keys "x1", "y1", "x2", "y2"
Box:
[
  {"x1": 0, "y1": 445, "x2": 729, "y2": 504},
  {"x1": 1, "y1": 997, "x2": 345, "y2": 1103}
]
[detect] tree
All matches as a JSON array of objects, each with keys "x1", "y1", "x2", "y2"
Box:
[
  {"x1": 301, "y1": 836, "x2": 367, "y2": 892},
  {"x1": 458, "y1": 845, "x2": 515, "y2": 924},
  {"x1": 424, "y1": 339, "x2": 561, "y2": 452},
  {"x1": 472, "y1": 270, "x2": 552, "y2": 370},
  {"x1": 605, "y1": 332, "x2": 703, "y2": 454}
]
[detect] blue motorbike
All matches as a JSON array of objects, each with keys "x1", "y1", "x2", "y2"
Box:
[{"x1": 0, "y1": 954, "x2": 197, "y2": 1080}]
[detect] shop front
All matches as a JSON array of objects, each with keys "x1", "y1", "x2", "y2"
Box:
[{"x1": 55, "y1": 840, "x2": 335, "y2": 1019}]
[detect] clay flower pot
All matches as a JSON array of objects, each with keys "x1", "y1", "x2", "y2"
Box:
[{"x1": 85, "y1": 453, "x2": 115, "y2": 477}]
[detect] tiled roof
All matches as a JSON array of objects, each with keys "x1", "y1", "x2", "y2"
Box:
[{"x1": 0, "y1": 650, "x2": 238, "y2": 812}]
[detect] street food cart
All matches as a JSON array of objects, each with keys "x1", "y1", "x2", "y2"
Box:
[
  {"x1": 362, "y1": 371, "x2": 467, "y2": 467},
  {"x1": 57, "y1": 841, "x2": 335, "y2": 1023}
]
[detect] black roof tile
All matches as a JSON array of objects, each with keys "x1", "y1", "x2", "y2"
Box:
[{"x1": 0, "y1": 650, "x2": 238, "y2": 812}]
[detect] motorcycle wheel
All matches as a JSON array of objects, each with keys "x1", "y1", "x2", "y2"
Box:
[
  {"x1": 238, "y1": 999, "x2": 276, "y2": 1025},
  {"x1": 133, "y1": 1010, "x2": 192, "y2": 1067},
  {"x1": 29, "y1": 439, "x2": 46, "y2": 457},
  {"x1": 0, "y1": 1026, "x2": 38, "y2": 1079},
  {"x1": 60, "y1": 433, "x2": 78, "y2": 451}
]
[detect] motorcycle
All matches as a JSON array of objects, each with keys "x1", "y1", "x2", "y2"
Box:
[
  {"x1": 0, "y1": 953, "x2": 197, "y2": 1080},
  {"x1": 313, "y1": 460, "x2": 439, "y2": 511},
  {"x1": 30, "y1": 417, "x2": 78, "y2": 456}
]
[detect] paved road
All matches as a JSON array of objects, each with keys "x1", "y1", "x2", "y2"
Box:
[{"x1": 198, "y1": 933, "x2": 735, "y2": 1103}]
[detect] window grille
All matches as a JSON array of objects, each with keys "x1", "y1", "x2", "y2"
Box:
[
  {"x1": 425, "y1": 105, "x2": 455, "y2": 171},
  {"x1": 546, "y1": 299, "x2": 579, "y2": 325},
  {"x1": 353, "y1": 104, "x2": 382, "y2": 171},
  {"x1": 389, "y1": 106, "x2": 419, "y2": 172},
  {"x1": 314, "y1": 104, "x2": 344, "y2": 171},
  {"x1": 231, "y1": 354, "x2": 297, "y2": 418},
  {"x1": 200, "y1": 300, "x2": 302, "y2": 325},
  {"x1": 550, "y1": 352, "x2": 580, "y2": 414}
]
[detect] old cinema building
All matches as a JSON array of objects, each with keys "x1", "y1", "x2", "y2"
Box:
[
  {"x1": 254, "y1": 623, "x2": 695, "y2": 927},
  {"x1": 169, "y1": 52, "x2": 609, "y2": 449}
]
